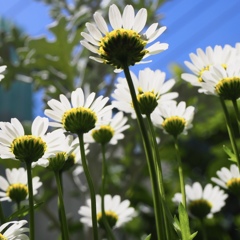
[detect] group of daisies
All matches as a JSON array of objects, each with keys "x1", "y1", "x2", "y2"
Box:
[{"x1": 0, "y1": 3, "x2": 240, "y2": 239}]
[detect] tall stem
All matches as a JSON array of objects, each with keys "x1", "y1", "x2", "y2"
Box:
[
  {"x1": 174, "y1": 137, "x2": 187, "y2": 208},
  {"x1": 55, "y1": 171, "x2": 69, "y2": 240},
  {"x1": 232, "y1": 99, "x2": 240, "y2": 123},
  {"x1": 0, "y1": 202, "x2": 5, "y2": 224},
  {"x1": 123, "y1": 64, "x2": 166, "y2": 240},
  {"x1": 100, "y1": 144, "x2": 116, "y2": 240},
  {"x1": 26, "y1": 162, "x2": 35, "y2": 240},
  {"x1": 78, "y1": 133, "x2": 99, "y2": 240},
  {"x1": 220, "y1": 98, "x2": 240, "y2": 169}
]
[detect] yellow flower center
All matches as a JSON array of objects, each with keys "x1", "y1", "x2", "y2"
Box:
[
  {"x1": 92, "y1": 125, "x2": 114, "y2": 144},
  {"x1": 226, "y1": 178, "x2": 240, "y2": 195},
  {"x1": 48, "y1": 152, "x2": 67, "y2": 172},
  {"x1": 62, "y1": 107, "x2": 97, "y2": 134},
  {"x1": 6, "y1": 183, "x2": 28, "y2": 203},
  {"x1": 0, "y1": 233, "x2": 6, "y2": 240},
  {"x1": 189, "y1": 199, "x2": 212, "y2": 219},
  {"x1": 215, "y1": 77, "x2": 240, "y2": 100},
  {"x1": 162, "y1": 116, "x2": 186, "y2": 137},
  {"x1": 198, "y1": 65, "x2": 210, "y2": 82},
  {"x1": 99, "y1": 28, "x2": 148, "y2": 69},
  {"x1": 61, "y1": 153, "x2": 76, "y2": 172},
  {"x1": 10, "y1": 135, "x2": 47, "y2": 163},
  {"x1": 97, "y1": 210, "x2": 119, "y2": 229}
]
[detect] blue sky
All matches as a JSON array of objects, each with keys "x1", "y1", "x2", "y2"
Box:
[{"x1": 1, "y1": 0, "x2": 240, "y2": 116}]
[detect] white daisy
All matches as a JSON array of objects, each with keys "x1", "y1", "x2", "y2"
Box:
[
  {"x1": 86, "y1": 110, "x2": 129, "y2": 145},
  {"x1": 112, "y1": 68, "x2": 178, "y2": 118},
  {"x1": 181, "y1": 44, "x2": 236, "y2": 90},
  {"x1": 0, "y1": 168, "x2": 42, "y2": 203},
  {"x1": 201, "y1": 63, "x2": 240, "y2": 100},
  {"x1": 0, "y1": 220, "x2": 29, "y2": 240},
  {"x1": 0, "y1": 65, "x2": 7, "y2": 81},
  {"x1": 81, "y1": 4, "x2": 168, "y2": 69},
  {"x1": 0, "y1": 117, "x2": 65, "y2": 164},
  {"x1": 172, "y1": 182, "x2": 228, "y2": 219},
  {"x1": 44, "y1": 88, "x2": 112, "y2": 134},
  {"x1": 211, "y1": 164, "x2": 240, "y2": 195},
  {"x1": 151, "y1": 101, "x2": 195, "y2": 136},
  {"x1": 78, "y1": 194, "x2": 136, "y2": 229}
]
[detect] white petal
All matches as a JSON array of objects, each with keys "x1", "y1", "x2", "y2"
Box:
[{"x1": 109, "y1": 4, "x2": 122, "y2": 29}]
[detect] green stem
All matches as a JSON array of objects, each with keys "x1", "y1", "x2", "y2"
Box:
[
  {"x1": 232, "y1": 99, "x2": 240, "y2": 122},
  {"x1": 0, "y1": 202, "x2": 5, "y2": 224},
  {"x1": 123, "y1": 64, "x2": 166, "y2": 240},
  {"x1": 200, "y1": 219, "x2": 207, "y2": 240},
  {"x1": 26, "y1": 162, "x2": 35, "y2": 240},
  {"x1": 100, "y1": 144, "x2": 116, "y2": 240},
  {"x1": 78, "y1": 133, "x2": 99, "y2": 240},
  {"x1": 54, "y1": 171, "x2": 69, "y2": 240},
  {"x1": 174, "y1": 137, "x2": 187, "y2": 208},
  {"x1": 146, "y1": 114, "x2": 170, "y2": 239},
  {"x1": 220, "y1": 97, "x2": 240, "y2": 169}
]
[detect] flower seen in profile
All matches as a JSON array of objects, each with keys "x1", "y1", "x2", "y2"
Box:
[
  {"x1": 0, "y1": 65, "x2": 7, "y2": 81},
  {"x1": 181, "y1": 44, "x2": 236, "y2": 90},
  {"x1": 81, "y1": 4, "x2": 168, "y2": 69},
  {"x1": 86, "y1": 110, "x2": 129, "y2": 145},
  {"x1": 172, "y1": 182, "x2": 228, "y2": 219},
  {"x1": 112, "y1": 68, "x2": 178, "y2": 118},
  {"x1": 151, "y1": 101, "x2": 195, "y2": 137},
  {"x1": 0, "y1": 168, "x2": 42, "y2": 204},
  {"x1": 201, "y1": 63, "x2": 240, "y2": 100},
  {"x1": 78, "y1": 194, "x2": 135, "y2": 229},
  {"x1": 0, "y1": 117, "x2": 65, "y2": 164},
  {"x1": 44, "y1": 88, "x2": 112, "y2": 135},
  {"x1": 211, "y1": 164, "x2": 240, "y2": 196},
  {"x1": 0, "y1": 220, "x2": 29, "y2": 240}
]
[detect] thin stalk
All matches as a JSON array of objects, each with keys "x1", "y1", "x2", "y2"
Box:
[
  {"x1": 220, "y1": 97, "x2": 240, "y2": 169},
  {"x1": 0, "y1": 202, "x2": 5, "y2": 224},
  {"x1": 232, "y1": 99, "x2": 240, "y2": 122},
  {"x1": 54, "y1": 171, "x2": 69, "y2": 240},
  {"x1": 123, "y1": 64, "x2": 166, "y2": 240},
  {"x1": 146, "y1": 114, "x2": 170, "y2": 240},
  {"x1": 26, "y1": 162, "x2": 35, "y2": 240},
  {"x1": 78, "y1": 133, "x2": 99, "y2": 240},
  {"x1": 100, "y1": 144, "x2": 116, "y2": 240},
  {"x1": 174, "y1": 137, "x2": 187, "y2": 208},
  {"x1": 200, "y1": 219, "x2": 207, "y2": 240}
]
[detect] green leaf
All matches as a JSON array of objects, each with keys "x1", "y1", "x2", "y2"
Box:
[
  {"x1": 178, "y1": 203, "x2": 191, "y2": 240},
  {"x1": 223, "y1": 145, "x2": 237, "y2": 162},
  {"x1": 7, "y1": 202, "x2": 43, "y2": 221},
  {"x1": 190, "y1": 232, "x2": 198, "y2": 240},
  {"x1": 143, "y1": 234, "x2": 151, "y2": 240}
]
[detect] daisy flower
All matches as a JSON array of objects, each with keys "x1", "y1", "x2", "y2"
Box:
[
  {"x1": 0, "y1": 220, "x2": 29, "y2": 240},
  {"x1": 112, "y1": 68, "x2": 178, "y2": 118},
  {"x1": 201, "y1": 63, "x2": 240, "y2": 100},
  {"x1": 181, "y1": 44, "x2": 236, "y2": 90},
  {"x1": 0, "y1": 168, "x2": 42, "y2": 204},
  {"x1": 86, "y1": 110, "x2": 129, "y2": 145},
  {"x1": 81, "y1": 4, "x2": 168, "y2": 69},
  {"x1": 0, "y1": 116, "x2": 65, "y2": 164},
  {"x1": 78, "y1": 194, "x2": 135, "y2": 229},
  {"x1": 151, "y1": 101, "x2": 195, "y2": 137},
  {"x1": 172, "y1": 182, "x2": 228, "y2": 219},
  {"x1": 44, "y1": 88, "x2": 112, "y2": 135},
  {"x1": 211, "y1": 164, "x2": 240, "y2": 195},
  {"x1": 0, "y1": 65, "x2": 7, "y2": 81}
]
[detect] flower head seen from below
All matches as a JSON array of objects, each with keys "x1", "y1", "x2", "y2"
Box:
[
  {"x1": 172, "y1": 182, "x2": 228, "y2": 219},
  {"x1": 44, "y1": 88, "x2": 112, "y2": 135},
  {"x1": 112, "y1": 68, "x2": 178, "y2": 118},
  {"x1": 0, "y1": 117, "x2": 65, "y2": 164},
  {"x1": 81, "y1": 4, "x2": 168, "y2": 70},
  {"x1": 0, "y1": 220, "x2": 29, "y2": 240},
  {"x1": 201, "y1": 63, "x2": 240, "y2": 100},
  {"x1": 0, "y1": 168, "x2": 42, "y2": 204},
  {"x1": 87, "y1": 110, "x2": 129, "y2": 145},
  {"x1": 78, "y1": 194, "x2": 135, "y2": 229},
  {"x1": 211, "y1": 164, "x2": 240, "y2": 196},
  {"x1": 181, "y1": 44, "x2": 236, "y2": 90},
  {"x1": 0, "y1": 65, "x2": 7, "y2": 81},
  {"x1": 151, "y1": 101, "x2": 195, "y2": 137}
]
